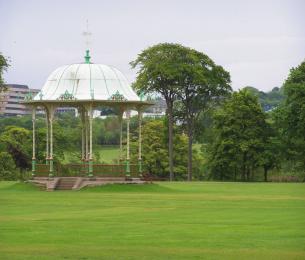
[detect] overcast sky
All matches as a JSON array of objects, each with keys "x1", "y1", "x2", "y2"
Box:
[{"x1": 1, "y1": 0, "x2": 304, "y2": 91}]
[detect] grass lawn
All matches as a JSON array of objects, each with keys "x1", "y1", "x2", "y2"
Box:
[
  {"x1": 63, "y1": 145, "x2": 119, "y2": 164},
  {"x1": 95, "y1": 145, "x2": 120, "y2": 163},
  {"x1": 0, "y1": 182, "x2": 304, "y2": 259}
]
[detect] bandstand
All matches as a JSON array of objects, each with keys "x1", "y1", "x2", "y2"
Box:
[{"x1": 23, "y1": 50, "x2": 153, "y2": 189}]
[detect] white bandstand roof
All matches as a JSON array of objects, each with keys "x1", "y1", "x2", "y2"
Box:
[
  {"x1": 34, "y1": 63, "x2": 140, "y2": 101},
  {"x1": 24, "y1": 51, "x2": 153, "y2": 110}
]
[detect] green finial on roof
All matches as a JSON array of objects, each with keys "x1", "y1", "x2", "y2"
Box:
[{"x1": 85, "y1": 50, "x2": 91, "y2": 64}]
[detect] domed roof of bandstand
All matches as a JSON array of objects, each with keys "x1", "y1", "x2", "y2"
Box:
[{"x1": 32, "y1": 51, "x2": 141, "y2": 103}]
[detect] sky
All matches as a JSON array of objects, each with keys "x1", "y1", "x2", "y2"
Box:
[{"x1": 0, "y1": 0, "x2": 304, "y2": 91}]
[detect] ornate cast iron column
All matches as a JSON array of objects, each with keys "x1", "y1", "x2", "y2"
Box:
[
  {"x1": 85, "y1": 111, "x2": 89, "y2": 163},
  {"x1": 118, "y1": 110, "x2": 124, "y2": 162},
  {"x1": 88, "y1": 106, "x2": 93, "y2": 177},
  {"x1": 31, "y1": 107, "x2": 36, "y2": 177},
  {"x1": 48, "y1": 106, "x2": 55, "y2": 177},
  {"x1": 80, "y1": 108, "x2": 85, "y2": 163},
  {"x1": 45, "y1": 108, "x2": 49, "y2": 165},
  {"x1": 126, "y1": 110, "x2": 131, "y2": 177},
  {"x1": 138, "y1": 109, "x2": 143, "y2": 175}
]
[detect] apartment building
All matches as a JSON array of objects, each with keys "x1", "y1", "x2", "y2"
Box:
[{"x1": 0, "y1": 84, "x2": 40, "y2": 116}]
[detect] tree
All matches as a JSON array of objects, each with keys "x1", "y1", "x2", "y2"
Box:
[
  {"x1": 273, "y1": 60, "x2": 305, "y2": 170},
  {"x1": 208, "y1": 89, "x2": 267, "y2": 181},
  {"x1": 0, "y1": 152, "x2": 17, "y2": 180},
  {"x1": 0, "y1": 53, "x2": 9, "y2": 92},
  {"x1": 130, "y1": 119, "x2": 188, "y2": 179},
  {"x1": 131, "y1": 43, "x2": 184, "y2": 181},
  {"x1": 0, "y1": 126, "x2": 31, "y2": 170},
  {"x1": 174, "y1": 48, "x2": 231, "y2": 181},
  {"x1": 259, "y1": 117, "x2": 281, "y2": 181}
]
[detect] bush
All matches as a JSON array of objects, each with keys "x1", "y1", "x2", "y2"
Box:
[
  {"x1": 0, "y1": 152, "x2": 18, "y2": 180},
  {"x1": 268, "y1": 171, "x2": 305, "y2": 182}
]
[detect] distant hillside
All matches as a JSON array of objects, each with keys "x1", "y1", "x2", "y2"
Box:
[{"x1": 243, "y1": 86, "x2": 284, "y2": 111}]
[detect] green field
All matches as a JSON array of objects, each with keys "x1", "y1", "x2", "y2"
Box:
[
  {"x1": 0, "y1": 182, "x2": 304, "y2": 259},
  {"x1": 63, "y1": 145, "x2": 120, "y2": 164}
]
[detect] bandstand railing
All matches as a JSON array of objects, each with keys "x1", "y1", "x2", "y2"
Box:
[
  {"x1": 35, "y1": 164, "x2": 50, "y2": 177},
  {"x1": 93, "y1": 164, "x2": 125, "y2": 177},
  {"x1": 34, "y1": 163, "x2": 142, "y2": 178}
]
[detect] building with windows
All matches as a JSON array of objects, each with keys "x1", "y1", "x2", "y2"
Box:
[{"x1": 0, "y1": 84, "x2": 40, "y2": 116}]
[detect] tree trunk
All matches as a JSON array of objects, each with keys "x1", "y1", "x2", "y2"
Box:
[
  {"x1": 242, "y1": 152, "x2": 248, "y2": 181},
  {"x1": 264, "y1": 166, "x2": 268, "y2": 182},
  {"x1": 187, "y1": 118, "x2": 193, "y2": 181},
  {"x1": 167, "y1": 101, "x2": 174, "y2": 181},
  {"x1": 250, "y1": 166, "x2": 254, "y2": 181},
  {"x1": 246, "y1": 167, "x2": 250, "y2": 181},
  {"x1": 242, "y1": 154, "x2": 246, "y2": 181}
]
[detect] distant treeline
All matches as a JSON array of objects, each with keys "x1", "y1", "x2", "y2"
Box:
[{"x1": 243, "y1": 86, "x2": 284, "y2": 111}]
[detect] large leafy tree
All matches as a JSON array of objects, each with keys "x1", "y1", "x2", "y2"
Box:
[
  {"x1": 273, "y1": 60, "x2": 305, "y2": 169},
  {"x1": 131, "y1": 43, "x2": 185, "y2": 181},
  {"x1": 0, "y1": 126, "x2": 31, "y2": 170},
  {"x1": 208, "y1": 89, "x2": 267, "y2": 181},
  {"x1": 138, "y1": 119, "x2": 188, "y2": 178},
  {"x1": 259, "y1": 115, "x2": 281, "y2": 181},
  {"x1": 0, "y1": 152, "x2": 17, "y2": 180},
  {"x1": 174, "y1": 48, "x2": 231, "y2": 181},
  {"x1": 0, "y1": 53, "x2": 9, "y2": 92},
  {"x1": 131, "y1": 43, "x2": 231, "y2": 181}
]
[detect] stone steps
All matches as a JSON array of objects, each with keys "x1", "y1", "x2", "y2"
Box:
[
  {"x1": 56, "y1": 178, "x2": 77, "y2": 190},
  {"x1": 95, "y1": 177, "x2": 126, "y2": 182},
  {"x1": 30, "y1": 177, "x2": 148, "y2": 191}
]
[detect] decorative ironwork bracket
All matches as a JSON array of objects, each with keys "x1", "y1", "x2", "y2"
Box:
[
  {"x1": 24, "y1": 92, "x2": 33, "y2": 101},
  {"x1": 108, "y1": 91, "x2": 127, "y2": 101},
  {"x1": 58, "y1": 90, "x2": 76, "y2": 100}
]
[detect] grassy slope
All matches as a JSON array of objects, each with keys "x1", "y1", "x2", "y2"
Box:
[{"x1": 0, "y1": 182, "x2": 304, "y2": 259}]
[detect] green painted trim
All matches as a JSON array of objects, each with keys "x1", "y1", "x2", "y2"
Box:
[
  {"x1": 108, "y1": 91, "x2": 126, "y2": 101},
  {"x1": 32, "y1": 159, "x2": 36, "y2": 176},
  {"x1": 125, "y1": 160, "x2": 130, "y2": 177},
  {"x1": 88, "y1": 160, "x2": 93, "y2": 177},
  {"x1": 85, "y1": 50, "x2": 91, "y2": 64},
  {"x1": 25, "y1": 92, "x2": 33, "y2": 101},
  {"x1": 58, "y1": 90, "x2": 75, "y2": 100},
  {"x1": 49, "y1": 159, "x2": 54, "y2": 177},
  {"x1": 138, "y1": 159, "x2": 142, "y2": 174}
]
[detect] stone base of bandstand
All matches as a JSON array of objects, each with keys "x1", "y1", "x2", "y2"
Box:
[{"x1": 29, "y1": 176, "x2": 149, "y2": 191}]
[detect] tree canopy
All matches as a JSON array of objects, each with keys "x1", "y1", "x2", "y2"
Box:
[
  {"x1": 273, "y1": 60, "x2": 305, "y2": 169},
  {"x1": 0, "y1": 53, "x2": 9, "y2": 92},
  {"x1": 173, "y1": 46, "x2": 231, "y2": 180},
  {"x1": 0, "y1": 126, "x2": 31, "y2": 170},
  {"x1": 243, "y1": 86, "x2": 284, "y2": 111},
  {"x1": 131, "y1": 43, "x2": 231, "y2": 181},
  {"x1": 208, "y1": 89, "x2": 267, "y2": 181},
  {"x1": 131, "y1": 43, "x2": 190, "y2": 180}
]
